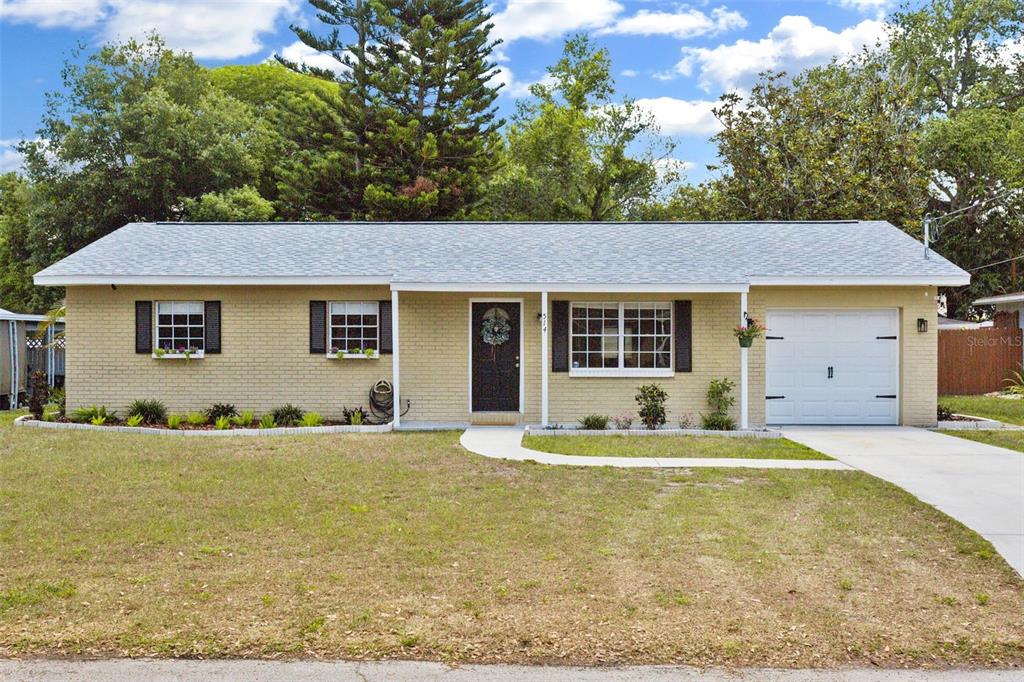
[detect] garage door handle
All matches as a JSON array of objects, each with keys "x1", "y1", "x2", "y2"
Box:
[
  {"x1": 875, "y1": 394, "x2": 897, "y2": 399},
  {"x1": 765, "y1": 395, "x2": 785, "y2": 400},
  {"x1": 827, "y1": 366, "x2": 833, "y2": 379},
  {"x1": 876, "y1": 335, "x2": 897, "y2": 340},
  {"x1": 766, "y1": 335, "x2": 784, "y2": 340}
]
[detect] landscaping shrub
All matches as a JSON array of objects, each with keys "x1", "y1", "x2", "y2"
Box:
[
  {"x1": 700, "y1": 378, "x2": 737, "y2": 430},
  {"x1": 205, "y1": 403, "x2": 238, "y2": 422},
  {"x1": 259, "y1": 413, "x2": 276, "y2": 429},
  {"x1": 300, "y1": 412, "x2": 324, "y2": 427},
  {"x1": 49, "y1": 387, "x2": 65, "y2": 418},
  {"x1": 28, "y1": 371, "x2": 48, "y2": 420},
  {"x1": 611, "y1": 413, "x2": 634, "y2": 429},
  {"x1": 90, "y1": 415, "x2": 107, "y2": 426},
  {"x1": 677, "y1": 413, "x2": 694, "y2": 429},
  {"x1": 186, "y1": 412, "x2": 207, "y2": 426},
  {"x1": 635, "y1": 384, "x2": 668, "y2": 430},
  {"x1": 343, "y1": 406, "x2": 365, "y2": 426},
  {"x1": 214, "y1": 415, "x2": 231, "y2": 430},
  {"x1": 125, "y1": 414, "x2": 144, "y2": 427},
  {"x1": 1003, "y1": 370, "x2": 1024, "y2": 395},
  {"x1": 937, "y1": 404, "x2": 953, "y2": 421},
  {"x1": 579, "y1": 414, "x2": 609, "y2": 430},
  {"x1": 126, "y1": 399, "x2": 167, "y2": 424},
  {"x1": 166, "y1": 414, "x2": 183, "y2": 430},
  {"x1": 232, "y1": 410, "x2": 255, "y2": 427},
  {"x1": 271, "y1": 404, "x2": 304, "y2": 426},
  {"x1": 70, "y1": 405, "x2": 115, "y2": 424}
]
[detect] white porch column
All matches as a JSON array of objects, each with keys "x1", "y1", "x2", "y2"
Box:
[
  {"x1": 391, "y1": 289, "x2": 401, "y2": 429},
  {"x1": 739, "y1": 291, "x2": 749, "y2": 430},
  {"x1": 541, "y1": 289, "x2": 549, "y2": 426}
]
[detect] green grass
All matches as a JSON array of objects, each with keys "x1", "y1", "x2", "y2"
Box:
[
  {"x1": 522, "y1": 434, "x2": 831, "y2": 460},
  {"x1": 939, "y1": 395, "x2": 1024, "y2": 425},
  {"x1": 1, "y1": 411, "x2": 1022, "y2": 667},
  {"x1": 938, "y1": 429, "x2": 1024, "y2": 453}
]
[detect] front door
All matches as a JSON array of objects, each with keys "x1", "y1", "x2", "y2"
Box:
[{"x1": 471, "y1": 302, "x2": 520, "y2": 412}]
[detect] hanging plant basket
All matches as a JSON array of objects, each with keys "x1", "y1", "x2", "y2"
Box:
[{"x1": 738, "y1": 336, "x2": 754, "y2": 348}]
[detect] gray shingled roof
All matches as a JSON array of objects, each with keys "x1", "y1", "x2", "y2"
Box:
[{"x1": 34, "y1": 221, "x2": 969, "y2": 285}]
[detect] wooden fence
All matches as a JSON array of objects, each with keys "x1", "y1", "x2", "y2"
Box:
[{"x1": 938, "y1": 327, "x2": 1023, "y2": 395}]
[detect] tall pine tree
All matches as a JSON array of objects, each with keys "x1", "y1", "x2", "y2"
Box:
[{"x1": 283, "y1": 0, "x2": 503, "y2": 219}]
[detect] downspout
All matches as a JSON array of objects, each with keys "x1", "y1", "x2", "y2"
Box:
[
  {"x1": 391, "y1": 289, "x2": 401, "y2": 429},
  {"x1": 9, "y1": 320, "x2": 18, "y2": 409}
]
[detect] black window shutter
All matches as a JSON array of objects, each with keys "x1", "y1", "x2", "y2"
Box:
[
  {"x1": 204, "y1": 301, "x2": 221, "y2": 353},
  {"x1": 309, "y1": 301, "x2": 327, "y2": 354},
  {"x1": 378, "y1": 299, "x2": 393, "y2": 354},
  {"x1": 135, "y1": 301, "x2": 152, "y2": 354},
  {"x1": 551, "y1": 300, "x2": 569, "y2": 372},
  {"x1": 674, "y1": 300, "x2": 692, "y2": 372}
]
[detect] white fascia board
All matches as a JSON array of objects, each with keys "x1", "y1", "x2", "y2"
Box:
[
  {"x1": 974, "y1": 293, "x2": 1024, "y2": 305},
  {"x1": 33, "y1": 274, "x2": 393, "y2": 286},
  {"x1": 749, "y1": 275, "x2": 970, "y2": 287},
  {"x1": 390, "y1": 282, "x2": 749, "y2": 293},
  {"x1": 0, "y1": 313, "x2": 51, "y2": 322}
]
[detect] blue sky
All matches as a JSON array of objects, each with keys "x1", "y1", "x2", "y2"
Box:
[{"x1": 0, "y1": 0, "x2": 899, "y2": 182}]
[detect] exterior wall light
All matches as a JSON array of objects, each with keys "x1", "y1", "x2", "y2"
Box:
[{"x1": 917, "y1": 318, "x2": 928, "y2": 333}]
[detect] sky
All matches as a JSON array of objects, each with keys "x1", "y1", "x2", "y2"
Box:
[{"x1": 0, "y1": 0, "x2": 901, "y2": 182}]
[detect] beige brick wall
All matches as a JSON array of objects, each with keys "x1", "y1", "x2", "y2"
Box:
[
  {"x1": 64, "y1": 285, "x2": 393, "y2": 418},
  {"x1": 64, "y1": 284, "x2": 937, "y2": 426}
]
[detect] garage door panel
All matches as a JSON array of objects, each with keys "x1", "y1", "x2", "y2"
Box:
[{"x1": 766, "y1": 309, "x2": 899, "y2": 425}]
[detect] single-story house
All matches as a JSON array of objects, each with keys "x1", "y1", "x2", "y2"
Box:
[
  {"x1": 974, "y1": 292, "x2": 1024, "y2": 330},
  {"x1": 937, "y1": 315, "x2": 989, "y2": 330},
  {"x1": 33, "y1": 220, "x2": 969, "y2": 428}
]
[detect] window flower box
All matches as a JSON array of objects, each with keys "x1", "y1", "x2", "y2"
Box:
[
  {"x1": 152, "y1": 348, "x2": 204, "y2": 360},
  {"x1": 328, "y1": 348, "x2": 379, "y2": 360}
]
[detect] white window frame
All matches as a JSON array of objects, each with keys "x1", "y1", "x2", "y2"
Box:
[
  {"x1": 568, "y1": 301, "x2": 673, "y2": 377},
  {"x1": 152, "y1": 301, "x2": 205, "y2": 359},
  {"x1": 327, "y1": 301, "x2": 381, "y2": 358}
]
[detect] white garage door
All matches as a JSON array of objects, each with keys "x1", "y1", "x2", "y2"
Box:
[{"x1": 765, "y1": 309, "x2": 899, "y2": 425}]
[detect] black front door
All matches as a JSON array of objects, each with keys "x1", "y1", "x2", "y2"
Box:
[{"x1": 471, "y1": 302, "x2": 520, "y2": 412}]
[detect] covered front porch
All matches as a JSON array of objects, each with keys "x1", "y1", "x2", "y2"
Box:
[{"x1": 387, "y1": 285, "x2": 753, "y2": 430}]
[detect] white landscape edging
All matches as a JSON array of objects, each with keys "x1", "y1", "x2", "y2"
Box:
[
  {"x1": 524, "y1": 426, "x2": 781, "y2": 439},
  {"x1": 935, "y1": 414, "x2": 1024, "y2": 431},
  {"x1": 13, "y1": 415, "x2": 391, "y2": 436}
]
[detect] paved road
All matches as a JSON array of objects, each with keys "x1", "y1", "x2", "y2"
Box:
[
  {"x1": 1, "y1": 660, "x2": 1021, "y2": 681},
  {"x1": 783, "y1": 426, "x2": 1024, "y2": 576}
]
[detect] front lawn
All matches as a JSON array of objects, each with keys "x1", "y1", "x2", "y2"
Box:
[
  {"x1": 1, "y1": 414, "x2": 1023, "y2": 667},
  {"x1": 939, "y1": 395, "x2": 1024, "y2": 425},
  {"x1": 938, "y1": 429, "x2": 1024, "y2": 454},
  {"x1": 522, "y1": 434, "x2": 830, "y2": 460}
]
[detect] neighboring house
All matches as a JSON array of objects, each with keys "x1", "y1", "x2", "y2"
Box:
[
  {"x1": 1, "y1": 307, "x2": 63, "y2": 409},
  {"x1": 974, "y1": 292, "x2": 1024, "y2": 330},
  {"x1": 937, "y1": 315, "x2": 989, "y2": 330},
  {"x1": 33, "y1": 221, "x2": 969, "y2": 427}
]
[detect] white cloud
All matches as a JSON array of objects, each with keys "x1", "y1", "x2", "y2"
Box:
[
  {"x1": 0, "y1": 0, "x2": 107, "y2": 28},
  {"x1": 491, "y1": 0, "x2": 623, "y2": 43},
  {"x1": 0, "y1": 139, "x2": 26, "y2": 173},
  {"x1": 490, "y1": 65, "x2": 553, "y2": 98},
  {"x1": 654, "y1": 157, "x2": 694, "y2": 180},
  {"x1": 277, "y1": 40, "x2": 348, "y2": 75},
  {"x1": 675, "y1": 15, "x2": 887, "y2": 92},
  {"x1": 837, "y1": 0, "x2": 890, "y2": 15},
  {"x1": 620, "y1": 69, "x2": 638, "y2": 78},
  {"x1": 634, "y1": 97, "x2": 721, "y2": 136},
  {"x1": 598, "y1": 6, "x2": 746, "y2": 39},
  {"x1": 1, "y1": 1, "x2": 299, "y2": 60}
]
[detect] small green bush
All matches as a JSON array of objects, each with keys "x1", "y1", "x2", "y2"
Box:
[
  {"x1": 635, "y1": 384, "x2": 668, "y2": 430},
  {"x1": 125, "y1": 414, "x2": 144, "y2": 427},
  {"x1": 232, "y1": 410, "x2": 255, "y2": 427},
  {"x1": 259, "y1": 413, "x2": 276, "y2": 429},
  {"x1": 205, "y1": 403, "x2": 238, "y2": 422},
  {"x1": 271, "y1": 404, "x2": 304, "y2": 426},
  {"x1": 611, "y1": 413, "x2": 634, "y2": 429},
  {"x1": 343, "y1": 406, "x2": 365, "y2": 426},
  {"x1": 700, "y1": 378, "x2": 736, "y2": 430},
  {"x1": 300, "y1": 412, "x2": 324, "y2": 427},
  {"x1": 186, "y1": 412, "x2": 207, "y2": 426},
  {"x1": 214, "y1": 415, "x2": 232, "y2": 430},
  {"x1": 578, "y1": 414, "x2": 609, "y2": 430},
  {"x1": 126, "y1": 399, "x2": 167, "y2": 424},
  {"x1": 166, "y1": 414, "x2": 183, "y2": 430},
  {"x1": 70, "y1": 405, "x2": 114, "y2": 424},
  {"x1": 90, "y1": 415, "x2": 107, "y2": 426},
  {"x1": 28, "y1": 371, "x2": 48, "y2": 420},
  {"x1": 49, "y1": 387, "x2": 66, "y2": 418}
]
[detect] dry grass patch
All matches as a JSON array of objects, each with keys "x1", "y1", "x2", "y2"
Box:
[
  {"x1": 522, "y1": 434, "x2": 830, "y2": 459},
  {"x1": 1, "y1": 415, "x2": 1022, "y2": 667}
]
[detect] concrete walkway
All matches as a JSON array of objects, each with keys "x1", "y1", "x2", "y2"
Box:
[
  {"x1": 459, "y1": 426, "x2": 852, "y2": 469},
  {"x1": 1, "y1": 660, "x2": 1020, "y2": 681},
  {"x1": 782, "y1": 426, "x2": 1024, "y2": 577}
]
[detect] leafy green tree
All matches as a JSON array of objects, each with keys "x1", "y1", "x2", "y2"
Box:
[
  {"x1": 285, "y1": 0, "x2": 503, "y2": 219},
  {"x1": 704, "y1": 59, "x2": 928, "y2": 227},
  {"x1": 7, "y1": 36, "x2": 272, "y2": 307},
  {"x1": 483, "y1": 35, "x2": 678, "y2": 221},
  {"x1": 888, "y1": 0, "x2": 1024, "y2": 312},
  {"x1": 0, "y1": 173, "x2": 53, "y2": 311},
  {"x1": 183, "y1": 185, "x2": 275, "y2": 222},
  {"x1": 209, "y1": 63, "x2": 359, "y2": 219}
]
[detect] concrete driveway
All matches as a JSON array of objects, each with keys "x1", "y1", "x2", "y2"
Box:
[{"x1": 782, "y1": 426, "x2": 1024, "y2": 577}]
